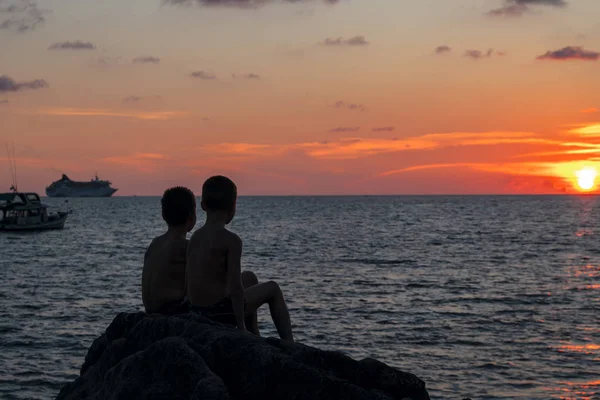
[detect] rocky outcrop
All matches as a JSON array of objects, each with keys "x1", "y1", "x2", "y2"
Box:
[{"x1": 56, "y1": 312, "x2": 430, "y2": 400}]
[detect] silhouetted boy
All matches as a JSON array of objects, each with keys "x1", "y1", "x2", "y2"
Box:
[
  {"x1": 186, "y1": 175, "x2": 294, "y2": 341},
  {"x1": 142, "y1": 187, "x2": 196, "y2": 314}
]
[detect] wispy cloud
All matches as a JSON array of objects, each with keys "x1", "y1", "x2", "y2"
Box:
[
  {"x1": 163, "y1": 0, "x2": 340, "y2": 8},
  {"x1": 190, "y1": 71, "x2": 216, "y2": 80},
  {"x1": 105, "y1": 153, "x2": 170, "y2": 162},
  {"x1": 0, "y1": 75, "x2": 48, "y2": 92},
  {"x1": 33, "y1": 108, "x2": 188, "y2": 120},
  {"x1": 333, "y1": 101, "x2": 365, "y2": 112},
  {"x1": 581, "y1": 108, "x2": 599, "y2": 114},
  {"x1": 435, "y1": 45, "x2": 452, "y2": 54},
  {"x1": 569, "y1": 124, "x2": 600, "y2": 135},
  {"x1": 232, "y1": 73, "x2": 262, "y2": 80},
  {"x1": 122, "y1": 95, "x2": 162, "y2": 104},
  {"x1": 329, "y1": 127, "x2": 360, "y2": 133},
  {"x1": 89, "y1": 56, "x2": 124, "y2": 67},
  {"x1": 372, "y1": 127, "x2": 395, "y2": 132},
  {"x1": 195, "y1": 143, "x2": 281, "y2": 158},
  {"x1": 123, "y1": 96, "x2": 142, "y2": 103},
  {"x1": 379, "y1": 158, "x2": 600, "y2": 194},
  {"x1": 377, "y1": 162, "x2": 577, "y2": 193},
  {"x1": 196, "y1": 131, "x2": 549, "y2": 160},
  {"x1": 0, "y1": 0, "x2": 47, "y2": 32},
  {"x1": 487, "y1": 0, "x2": 567, "y2": 17},
  {"x1": 464, "y1": 49, "x2": 504, "y2": 60},
  {"x1": 48, "y1": 41, "x2": 96, "y2": 51},
  {"x1": 133, "y1": 56, "x2": 160, "y2": 64},
  {"x1": 536, "y1": 46, "x2": 600, "y2": 61},
  {"x1": 380, "y1": 163, "x2": 490, "y2": 176},
  {"x1": 321, "y1": 36, "x2": 369, "y2": 47},
  {"x1": 186, "y1": 130, "x2": 599, "y2": 193},
  {"x1": 513, "y1": 143, "x2": 600, "y2": 160}
]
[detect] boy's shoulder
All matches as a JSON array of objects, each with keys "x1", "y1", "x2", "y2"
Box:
[
  {"x1": 146, "y1": 234, "x2": 188, "y2": 255},
  {"x1": 226, "y1": 229, "x2": 242, "y2": 246},
  {"x1": 144, "y1": 235, "x2": 161, "y2": 259},
  {"x1": 219, "y1": 229, "x2": 242, "y2": 251},
  {"x1": 189, "y1": 227, "x2": 241, "y2": 247}
]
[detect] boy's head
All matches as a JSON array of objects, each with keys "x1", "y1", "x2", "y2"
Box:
[
  {"x1": 161, "y1": 186, "x2": 196, "y2": 232},
  {"x1": 201, "y1": 175, "x2": 237, "y2": 224}
]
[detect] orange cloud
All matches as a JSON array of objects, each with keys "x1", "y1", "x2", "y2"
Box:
[
  {"x1": 380, "y1": 163, "x2": 485, "y2": 176},
  {"x1": 379, "y1": 162, "x2": 556, "y2": 178},
  {"x1": 569, "y1": 123, "x2": 600, "y2": 136},
  {"x1": 378, "y1": 157, "x2": 600, "y2": 194},
  {"x1": 30, "y1": 108, "x2": 189, "y2": 120},
  {"x1": 581, "y1": 108, "x2": 599, "y2": 113},
  {"x1": 196, "y1": 131, "x2": 544, "y2": 160},
  {"x1": 198, "y1": 143, "x2": 286, "y2": 157},
  {"x1": 511, "y1": 140, "x2": 600, "y2": 161},
  {"x1": 136, "y1": 153, "x2": 170, "y2": 160}
]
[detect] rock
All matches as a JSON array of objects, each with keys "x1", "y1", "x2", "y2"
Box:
[{"x1": 56, "y1": 312, "x2": 431, "y2": 400}]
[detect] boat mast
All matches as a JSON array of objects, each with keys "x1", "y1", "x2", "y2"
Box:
[{"x1": 5, "y1": 142, "x2": 18, "y2": 192}]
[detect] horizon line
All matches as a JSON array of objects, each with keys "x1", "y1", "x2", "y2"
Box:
[{"x1": 39, "y1": 193, "x2": 599, "y2": 198}]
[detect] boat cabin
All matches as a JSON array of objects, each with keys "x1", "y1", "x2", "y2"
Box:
[{"x1": 0, "y1": 192, "x2": 50, "y2": 225}]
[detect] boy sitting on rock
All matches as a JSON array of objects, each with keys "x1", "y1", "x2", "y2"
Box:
[
  {"x1": 186, "y1": 175, "x2": 294, "y2": 341},
  {"x1": 142, "y1": 186, "x2": 196, "y2": 315}
]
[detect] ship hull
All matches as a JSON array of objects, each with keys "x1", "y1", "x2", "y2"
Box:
[
  {"x1": 46, "y1": 187, "x2": 118, "y2": 198},
  {"x1": 0, "y1": 215, "x2": 68, "y2": 231}
]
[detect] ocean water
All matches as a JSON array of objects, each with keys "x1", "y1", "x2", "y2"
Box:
[{"x1": 1, "y1": 196, "x2": 599, "y2": 400}]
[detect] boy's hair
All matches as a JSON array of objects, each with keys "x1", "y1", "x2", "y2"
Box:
[
  {"x1": 161, "y1": 186, "x2": 196, "y2": 226},
  {"x1": 202, "y1": 176, "x2": 237, "y2": 211}
]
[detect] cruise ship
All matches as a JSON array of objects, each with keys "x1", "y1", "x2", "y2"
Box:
[{"x1": 46, "y1": 174, "x2": 118, "y2": 197}]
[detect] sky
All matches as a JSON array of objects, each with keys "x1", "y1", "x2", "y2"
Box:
[{"x1": 1, "y1": 0, "x2": 600, "y2": 195}]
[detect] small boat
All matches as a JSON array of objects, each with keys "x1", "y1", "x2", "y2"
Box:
[{"x1": 0, "y1": 189, "x2": 71, "y2": 231}]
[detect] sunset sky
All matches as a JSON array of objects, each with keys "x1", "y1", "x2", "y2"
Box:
[{"x1": 1, "y1": 0, "x2": 600, "y2": 195}]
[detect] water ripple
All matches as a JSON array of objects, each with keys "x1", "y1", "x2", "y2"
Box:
[{"x1": 1, "y1": 196, "x2": 599, "y2": 399}]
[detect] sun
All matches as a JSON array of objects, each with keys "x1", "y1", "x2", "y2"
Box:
[{"x1": 575, "y1": 167, "x2": 598, "y2": 191}]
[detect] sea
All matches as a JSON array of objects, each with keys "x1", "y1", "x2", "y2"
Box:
[{"x1": 0, "y1": 196, "x2": 599, "y2": 400}]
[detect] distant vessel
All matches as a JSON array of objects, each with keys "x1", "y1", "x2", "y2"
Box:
[
  {"x1": 2, "y1": 143, "x2": 71, "y2": 230},
  {"x1": 46, "y1": 174, "x2": 118, "y2": 197},
  {"x1": 0, "y1": 190, "x2": 71, "y2": 231}
]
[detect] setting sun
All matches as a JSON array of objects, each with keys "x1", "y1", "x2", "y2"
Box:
[{"x1": 575, "y1": 167, "x2": 598, "y2": 191}]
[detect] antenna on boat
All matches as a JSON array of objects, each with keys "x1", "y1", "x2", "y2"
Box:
[
  {"x1": 5, "y1": 142, "x2": 18, "y2": 192},
  {"x1": 11, "y1": 142, "x2": 18, "y2": 191}
]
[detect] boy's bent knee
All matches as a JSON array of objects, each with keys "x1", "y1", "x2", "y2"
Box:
[
  {"x1": 266, "y1": 280, "x2": 282, "y2": 295},
  {"x1": 242, "y1": 271, "x2": 259, "y2": 287}
]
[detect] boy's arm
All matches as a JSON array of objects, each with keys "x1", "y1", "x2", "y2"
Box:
[
  {"x1": 185, "y1": 237, "x2": 196, "y2": 299},
  {"x1": 227, "y1": 233, "x2": 246, "y2": 332},
  {"x1": 143, "y1": 238, "x2": 156, "y2": 261},
  {"x1": 177, "y1": 239, "x2": 189, "y2": 298}
]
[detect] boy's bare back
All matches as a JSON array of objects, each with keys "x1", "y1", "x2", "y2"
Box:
[
  {"x1": 142, "y1": 234, "x2": 188, "y2": 313},
  {"x1": 141, "y1": 186, "x2": 196, "y2": 315},
  {"x1": 186, "y1": 226, "x2": 241, "y2": 307}
]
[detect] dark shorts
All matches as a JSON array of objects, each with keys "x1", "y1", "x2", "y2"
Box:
[{"x1": 190, "y1": 297, "x2": 246, "y2": 327}]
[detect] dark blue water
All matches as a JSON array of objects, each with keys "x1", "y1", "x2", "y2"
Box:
[{"x1": 1, "y1": 196, "x2": 599, "y2": 399}]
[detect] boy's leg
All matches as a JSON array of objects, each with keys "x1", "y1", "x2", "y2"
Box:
[
  {"x1": 241, "y1": 271, "x2": 260, "y2": 336},
  {"x1": 244, "y1": 281, "x2": 293, "y2": 342}
]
